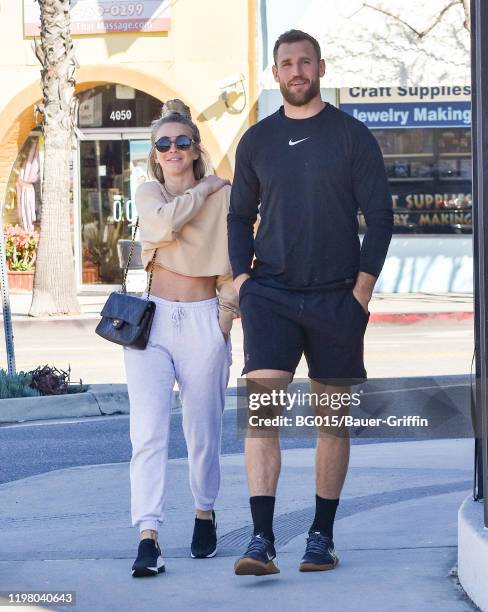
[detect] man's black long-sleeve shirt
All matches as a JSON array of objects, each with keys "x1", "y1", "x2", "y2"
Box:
[{"x1": 228, "y1": 103, "x2": 393, "y2": 290}]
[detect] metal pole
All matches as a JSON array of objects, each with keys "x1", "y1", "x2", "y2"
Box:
[
  {"x1": 471, "y1": 0, "x2": 482, "y2": 503},
  {"x1": 0, "y1": 226, "x2": 16, "y2": 375},
  {"x1": 472, "y1": 0, "x2": 488, "y2": 524}
]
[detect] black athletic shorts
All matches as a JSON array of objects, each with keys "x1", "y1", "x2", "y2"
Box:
[{"x1": 238, "y1": 278, "x2": 369, "y2": 384}]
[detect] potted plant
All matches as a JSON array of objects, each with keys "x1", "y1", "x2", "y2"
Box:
[
  {"x1": 3, "y1": 224, "x2": 39, "y2": 292},
  {"x1": 82, "y1": 247, "x2": 101, "y2": 283}
]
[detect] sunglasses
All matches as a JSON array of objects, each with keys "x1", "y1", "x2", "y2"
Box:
[{"x1": 154, "y1": 135, "x2": 194, "y2": 152}]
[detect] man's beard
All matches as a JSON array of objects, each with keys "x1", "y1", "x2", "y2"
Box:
[{"x1": 279, "y1": 76, "x2": 321, "y2": 107}]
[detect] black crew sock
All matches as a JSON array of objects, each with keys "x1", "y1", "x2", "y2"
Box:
[
  {"x1": 310, "y1": 495, "x2": 339, "y2": 539},
  {"x1": 250, "y1": 496, "x2": 275, "y2": 543}
]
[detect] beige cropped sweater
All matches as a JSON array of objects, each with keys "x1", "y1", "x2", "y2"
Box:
[{"x1": 135, "y1": 179, "x2": 239, "y2": 324}]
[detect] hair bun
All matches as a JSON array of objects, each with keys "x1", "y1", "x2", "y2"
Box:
[{"x1": 161, "y1": 99, "x2": 192, "y2": 120}]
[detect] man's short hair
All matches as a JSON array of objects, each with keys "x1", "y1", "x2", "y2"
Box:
[{"x1": 273, "y1": 29, "x2": 321, "y2": 65}]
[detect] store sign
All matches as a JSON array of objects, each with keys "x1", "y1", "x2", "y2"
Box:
[
  {"x1": 23, "y1": 0, "x2": 171, "y2": 36},
  {"x1": 359, "y1": 185, "x2": 473, "y2": 233},
  {"x1": 392, "y1": 191, "x2": 472, "y2": 211},
  {"x1": 340, "y1": 87, "x2": 471, "y2": 128}
]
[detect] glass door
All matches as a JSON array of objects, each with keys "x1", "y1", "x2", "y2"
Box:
[{"x1": 79, "y1": 135, "x2": 150, "y2": 284}]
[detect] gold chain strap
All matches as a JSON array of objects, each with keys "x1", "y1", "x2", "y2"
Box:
[{"x1": 122, "y1": 218, "x2": 156, "y2": 301}]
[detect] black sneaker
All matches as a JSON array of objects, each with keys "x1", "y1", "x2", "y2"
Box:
[
  {"x1": 131, "y1": 538, "x2": 165, "y2": 577},
  {"x1": 299, "y1": 531, "x2": 339, "y2": 572},
  {"x1": 191, "y1": 511, "x2": 217, "y2": 558},
  {"x1": 234, "y1": 533, "x2": 280, "y2": 576}
]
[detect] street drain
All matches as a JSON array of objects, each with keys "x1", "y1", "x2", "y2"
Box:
[{"x1": 218, "y1": 480, "x2": 470, "y2": 548}]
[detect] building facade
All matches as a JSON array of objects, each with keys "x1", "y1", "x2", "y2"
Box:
[
  {"x1": 0, "y1": 0, "x2": 257, "y2": 288},
  {"x1": 0, "y1": 0, "x2": 473, "y2": 293},
  {"x1": 258, "y1": 0, "x2": 472, "y2": 292}
]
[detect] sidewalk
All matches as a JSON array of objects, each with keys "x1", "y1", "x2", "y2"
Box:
[
  {"x1": 4, "y1": 291, "x2": 474, "y2": 323},
  {"x1": 0, "y1": 439, "x2": 475, "y2": 611}
]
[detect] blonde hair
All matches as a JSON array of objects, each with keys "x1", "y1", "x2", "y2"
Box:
[{"x1": 148, "y1": 99, "x2": 207, "y2": 184}]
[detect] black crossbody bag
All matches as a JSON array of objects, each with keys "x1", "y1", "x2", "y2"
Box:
[{"x1": 95, "y1": 219, "x2": 157, "y2": 350}]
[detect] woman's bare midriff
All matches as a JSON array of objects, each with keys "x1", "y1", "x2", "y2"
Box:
[{"x1": 149, "y1": 264, "x2": 216, "y2": 302}]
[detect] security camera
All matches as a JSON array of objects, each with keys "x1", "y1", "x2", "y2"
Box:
[{"x1": 217, "y1": 73, "x2": 244, "y2": 90}]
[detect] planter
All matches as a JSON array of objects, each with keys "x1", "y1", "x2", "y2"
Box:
[
  {"x1": 82, "y1": 261, "x2": 101, "y2": 283},
  {"x1": 0, "y1": 384, "x2": 129, "y2": 424},
  {"x1": 0, "y1": 384, "x2": 186, "y2": 424},
  {"x1": 7, "y1": 269, "x2": 34, "y2": 292},
  {"x1": 0, "y1": 388, "x2": 94, "y2": 424}
]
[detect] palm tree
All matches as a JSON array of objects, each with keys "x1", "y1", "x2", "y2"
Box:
[{"x1": 29, "y1": 0, "x2": 80, "y2": 316}]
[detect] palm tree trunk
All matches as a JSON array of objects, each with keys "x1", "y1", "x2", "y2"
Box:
[{"x1": 29, "y1": 0, "x2": 80, "y2": 316}]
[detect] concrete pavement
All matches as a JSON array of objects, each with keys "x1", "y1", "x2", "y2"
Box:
[{"x1": 0, "y1": 439, "x2": 476, "y2": 611}]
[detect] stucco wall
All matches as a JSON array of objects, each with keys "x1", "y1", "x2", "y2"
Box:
[{"x1": 0, "y1": 0, "x2": 256, "y2": 205}]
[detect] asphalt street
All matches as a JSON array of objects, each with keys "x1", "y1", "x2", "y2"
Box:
[
  {"x1": 0, "y1": 317, "x2": 474, "y2": 486},
  {"x1": 0, "y1": 411, "x2": 418, "y2": 485}
]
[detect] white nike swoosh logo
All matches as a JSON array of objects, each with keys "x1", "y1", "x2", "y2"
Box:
[{"x1": 289, "y1": 137, "x2": 310, "y2": 146}]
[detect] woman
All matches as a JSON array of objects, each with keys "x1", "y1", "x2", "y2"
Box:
[{"x1": 124, "y1": 99, "x2": 239, "y2": 577}]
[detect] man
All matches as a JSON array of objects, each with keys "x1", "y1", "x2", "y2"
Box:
[{"x1": 228, "y1": 29, "x2": 393, "y2": 576}]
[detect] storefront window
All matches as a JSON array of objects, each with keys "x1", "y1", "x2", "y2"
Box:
[
  {"x1": 80, "y1": 138, "x2": 151, "y2": 284},
  {"x1": 363, "y1": 127, "x2": 472, "y2": 234},
  {"x1": 339, "y1": 86, "x2": 473, "y2": 235},
  {"x1": 3, "y1": 85, "x2": 160, "y2": 287},
  {"x1": 4, "y1": 134, "x2": 43, "y2": 231},
  {"x1": 77, "y1": 84, "x2": 160, "y2": 284}
]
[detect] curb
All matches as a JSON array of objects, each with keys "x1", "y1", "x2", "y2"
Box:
[
  {"x1": 0, "y1": 384, "x2": 131, "y2": 424},
  {"x1": 458, "y1": 495, "x2": 488, "y2": 612},
  {"x1": 0, "y1": 385, "x2": 239, "y2": 425},
  {"x1": 369, "y1": 311, "x2": 473, "y2": 323},
  {"x1": 0, "y1": 391, "x2": 101, "y2": 423}
]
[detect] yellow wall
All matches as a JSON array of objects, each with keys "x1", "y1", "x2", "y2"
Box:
[{"x1": 0, "y1": 0, "x2": 257, "y2": 205}]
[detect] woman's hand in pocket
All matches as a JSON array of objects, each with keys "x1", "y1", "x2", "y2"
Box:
[
  {"x1": 218, "y1": 309, "x2": 233, "y2": 338},
  {"x1": 234, "y1": 273, "x2": 250, "y2": 298}
]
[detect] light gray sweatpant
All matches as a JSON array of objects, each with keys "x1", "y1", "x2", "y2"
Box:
[{"x1": 123, "y1": 294, "x2": 231, "y2": 533}]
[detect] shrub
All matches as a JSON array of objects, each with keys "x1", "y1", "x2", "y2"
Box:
[
  {"x1": 28, "y1": 365, "x2": 88, "y2": 395},
  {"x1": 0, "y1": 365, "x2": 88, "y2": 399},
  {"x1": 0, "y1": 370, "x2": 40, "y2": 399}
]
